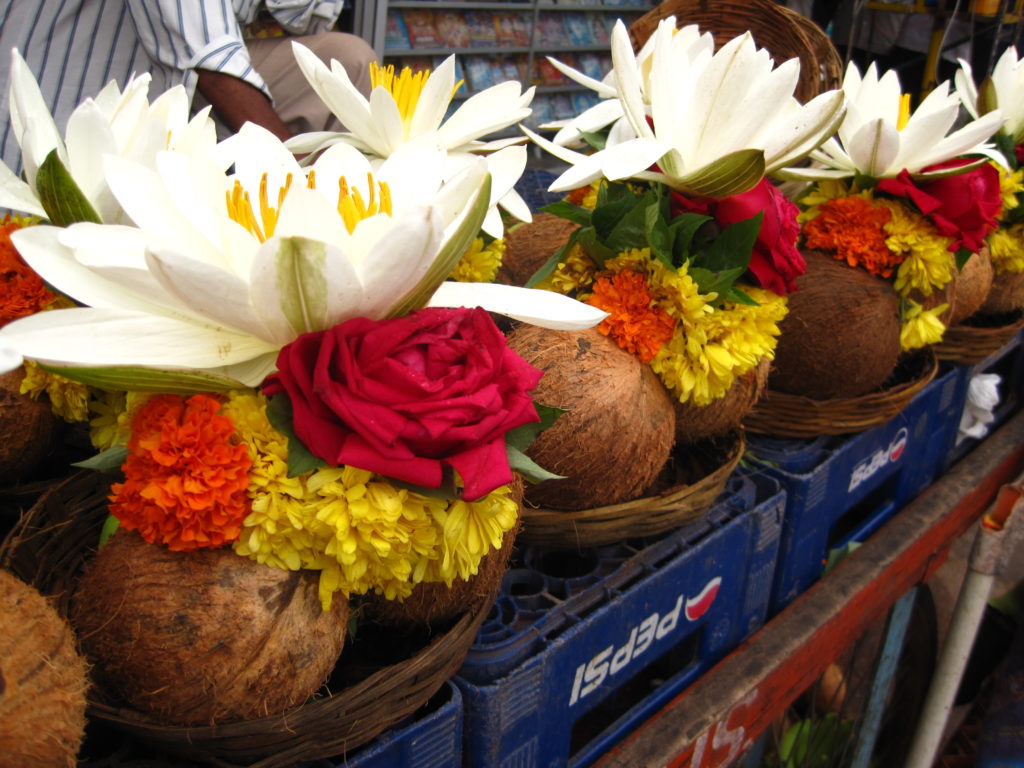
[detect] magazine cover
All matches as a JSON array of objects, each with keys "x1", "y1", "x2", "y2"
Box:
[
  {"x1": 587, "y1": 13, "x2": 610, "y2": 45},
  {"x1": 494, "y1": 13, "x2": 530, "y2": 47},
  {"x1": 529, "y1": 95, "x2": 555, "y2": 127},
  {"x1": 465, "y1": 11, "x2": 498, "y2": 48},
  {"x1": 551, "y1": 93, "x2": 574, "y2": 120},
  {"x1": 577, "y1": 51, "x2": 607, "y2": 81},
  {"x1": 563, "y1": 13, "x2": 593, "y2": 46},
  {"x1": 435, "y1": 11, "x2": 469, "y2": 48},
  {"x1": 464, "y1": 55, "x2": 496, "y2": 91},
  {"x1": 534, "y1": 57, "x2": 567, "y2": 86},
  {"x1": 384, "y1": 11, "x2": 410, "y2": 50},
  {"x1": 537, "y1": 13, "x2": 569, "y2": 46},
  {"x1": 404, "y1": 9, "x2": 443, "y2": 49},
  {"x1": 572, "y1": 90, "x2": 599, "y2": 115}
]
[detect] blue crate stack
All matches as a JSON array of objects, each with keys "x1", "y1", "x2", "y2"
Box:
[{"x1": 455, "y1": 473, "x2": 784, "y2": 768}]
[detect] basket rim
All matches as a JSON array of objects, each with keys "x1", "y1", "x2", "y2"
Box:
[
  {"x1": 743, "y1": 348, "x2": 938, "y2": 438},
  {"x1": 934, "y1": 312, "x2": 1024, "y2": 364},
  {"x1": 518, "y1": 431, "x2": 744, "y2": 547},
  {"x1": 0, "y1": 471, "x2": 494, "y2": 768}
]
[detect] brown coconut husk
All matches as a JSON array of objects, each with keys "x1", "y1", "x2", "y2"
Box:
[
  {"x1": 71, "y1": 530, "x2": 349, "y2": 727},
  {"x1": 674, "y1": 357, "x2": 770, "y2": 445},
  {"x1": 496, "y1": 213, "x2": 578, "y2": 287},
  {"x1": 770, "y1": 250, "x2": 902, "y2": 399},
  {"x1": 911, "y1": 248, "x2": 994, "y2": 327},
  {"x1": 981, "y1": 270, "x2": 1024, "y2": 314},
  {"x1": 364, "y1": 484, "x2": 522, "y2": 630},
  {"x1": 506, "y1": 326, "x2": 675, "y2": 510},
  {"x1": 0, "y1": 368, "x2": 58, "y2": 484},
  {"x1": 0, "y1": 570, "x2": 88, "y2": 768}
]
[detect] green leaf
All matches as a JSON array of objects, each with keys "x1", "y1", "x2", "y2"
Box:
[
  {"x1": 273, "y1": 237, "x2": 329, "y2": 336},
  {"x1": 698, "y1": 212, "x2": 760, "y2": 273},
  {"x1": 605, "y1": 193, "x2": 658, "y2": 253},
  {"x1": 675, "y1": 149, "x2": 765, "y2": 198},
  {"x1": 73, "y1": 445, "x2": 128, "y2": 473},
  {"x1": 98, "y1": 515, "x2": 120, "y2": 548},
  {"x1": 577, "y1": 226, "x2": 616, "y2": 268},
  {"x1": 387, "y1": 468, "x2": 460, "y2": 500},
  {"x1": 507, "y1": 443, "x2": 566, "y2": 484},
  {"x1": 578, "y1": 129, "x2": 607, "y2": 151},
  {"x1": 591, "y1": 183, "x2": 639, "y2": 240},
  {"x1": 525, "y1": 228, "x2": 580, "y2": 288},
  {"x1": 36, "y1": 363, "x2": 247, "y2": 393},
  {"x1": 723, "y1": 285, "x2": 760, "y2": 306},
  {"x1": 540, "y1": 199, "x2": 594, "y2": 226},
  {"x1": 955, "y1": 247, "x2": 974, "y2": 272},
  {"x1": 669, "y1": 213, "x2": 712, "y2": 264},
  {"x1": 688, "y1": 266, "x2": 746, "y2": 298},
  {"x1": 645, "y1": 203, "x2": 674, "y2": 266},
  {"x1": 265, "y1": 393, "x2": 328, "y2": 477},
  {"x1": 505, "y1": 403, "x2": 568, "y2": 452},
  {"x1": 994, "y1": 133, "x2": 1018, "y2": 169},
  {"x1": 35, "y1": 149, "x2": 102, "y2": 226}
]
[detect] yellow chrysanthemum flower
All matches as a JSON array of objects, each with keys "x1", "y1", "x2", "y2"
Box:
[
  {"x1": 900, "y1": 301, "x2": 948, "y2": 350},
  {"x1": 88, "y1": 391, "x2": 150, "y2": 450},
  {"x1": 989, "y1": 223, "x2": 1024, "y2": 273},
  {"x1": 650, "y1": 287, "x2": 788, "y2": 405},
  {"x1": 879, "y1": 199, "x2": 956, "y2": 297},
  {"x1": 797, "y1": 178, "x2": 854, "y2": 223},
  {"x1": 18, "y1": 360, "x2": 89, "y2": 422},
  {"x1": 997, "y1": 163, "x2": 1024, "y2": 214},
  {"x1": 536, "y1": 242, "x2": 597, "y2": 293},
  {"x1": 449, "y1": 236, "x2": 505, "y2": 283},
  {"x1": 223, "y1": 390, "x2": 519, "y2": 609}
]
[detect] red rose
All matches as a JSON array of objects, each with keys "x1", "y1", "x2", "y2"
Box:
[
  {"x1": 264, "y1": 307, "x2": 543, "y2": 501},
  {"x1": 877, "y1": 160, "x2": 1002, "y2": 253},
  {"x1": 670, "y1": 179, "x2": 806, "y2": 295},
  {"x1": 1015, "y1": 144, "x2": 1024, "y2": 166}
]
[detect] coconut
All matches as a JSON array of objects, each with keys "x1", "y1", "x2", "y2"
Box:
[
  {"x1": 981, "y1": 270, "x2": 1024, "y2": 314},
  {"x1": 365, "y1": 487, "x2": 522, "y2": 630},
  {"x1": 769, "y1": 250, "x2": 903, "y2": 399},
  {"x1": 0, "y1": 368, "x2": 58, "y2": 485},
  {"x1": 506, "y1": 326, "x2": 675, "y2": 510},
  {"x1": 0, "y1": 570, "x2": 88, "y2": 768},
  {"x1": 947, "y1": 248, "x2": 994, "y2": 325},
  {"x1": 70, "y1": 530, "x2": 349, "y2": 726},
  {"x1": 496, "y1": 213, "x2": 578, "y2": 287},
  {"x1": 675, "y1": 358, "x2": 770, "y2": 444}
]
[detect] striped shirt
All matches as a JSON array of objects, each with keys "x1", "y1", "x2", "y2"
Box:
[{"x1": 0, "y1": 0, "x2": 344, "y2": 173}]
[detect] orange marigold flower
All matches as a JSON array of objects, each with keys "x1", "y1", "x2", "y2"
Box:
[
  {"x1": 803, "y1": 196, "x2": 902, "y2": 277},
  {"x1": 110, "y1": 394, "x2": 253, "y2": 551},
  {"x1": 587, "y1": 269, "x2": 676, "y2": 363},
  {"x1": 0, "y1": 216, "x2": 55, "y2": 326}
]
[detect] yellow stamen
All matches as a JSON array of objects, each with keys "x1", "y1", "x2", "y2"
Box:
[
  {"x1": 370, "y1": 62, "x2": 431, "y2": 134},
  {"x1": 224, "y1": 172, "x2": 293, "y2": 243},
  {"x1": 897, "y1": 93, "x2": 912, "y2": 131},
  {"x1": 335, "y1": 173, "x2": 393, "y2": 234}
]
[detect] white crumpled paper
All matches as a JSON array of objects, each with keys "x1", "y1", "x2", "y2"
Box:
[{"x1": 957, "y1": 373, "x2": 1002, "y2": 443}]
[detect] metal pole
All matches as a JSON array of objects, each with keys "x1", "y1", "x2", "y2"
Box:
[{"x1": 903, "y1": 482, "x2": 1023, "y2": 768}]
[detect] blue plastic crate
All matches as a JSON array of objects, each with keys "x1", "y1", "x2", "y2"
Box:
[
  {"x1": 456, "y1": 472, "x2": 784, "y2": 768},
  {"x1": 299, "y1": 682, "x2": 461, "y2": 768},
  {"x1": 945, "y1": 327, "x2": 1024, "y2": 467},
  {"x1": 748, "y1": 364, "x2": 964, "y2": 614}
]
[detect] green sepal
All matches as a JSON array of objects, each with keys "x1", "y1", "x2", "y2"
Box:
[
  {"x1": 978, "y1": 75, "x2": 1000, "y2": 118},
  {"x1": 265, "y1": 392, "x2": 328, "y2": 477},
  {"x1": 387, "y1": 468, "x2": 460, "y2": 500},
  {"x1": 577, "y1": 129, "x2": 607, "y2": 151},
  {"x1": 36, "y1": 363, "x2": 246, "y2": 393},
  {"x1": 98, "y1": 515, "x2": 120, "y2": 548},
  {"x1": 505, "y1": 403, "x2": 567, "y2": 452},
  {"x1": 674, "y1": 148, "x2": 765, "y2": 199},
  {"x1": 506, "y1": 443, "x2": 566, "y2": 484},
  {"x1": 73, "y1": 445, "x2": 128, "y2": 473},
  {"x1": 35, "y1": 149, "x2": 102, "y2": 226},
  {"x1": 955, "y1": 247, "x2": 974, "y2": 271}
]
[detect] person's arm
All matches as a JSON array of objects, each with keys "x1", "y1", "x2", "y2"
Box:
[{"x1": 195, "y1": 69, "x2": 293, "y2": 141}]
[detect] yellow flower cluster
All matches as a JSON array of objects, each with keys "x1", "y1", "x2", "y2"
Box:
[
  {"x1": 997, "y1": 164, "x2": 1024, "y2": 214},
  {"x1": 221, "y1": 391, "x2": 519, "y2": 609},
  {"x1": 17, "y1": 361, "x2": 90, "y2": 422},
  {"x1": 879, "y1": 199, "x2": 956, "y2": 297},
  {"x1": 900, "y1": 300, "x2": 949, "y2": 350},
  {"x1": 651, "y1": 285, "x2": 788, "y2": 406},
  {"x1": 449, "y1": 237, "x2": 505, "y2": 283},
  {"x1": 535, "y1": 242, "x2": 597, "y2": 293},
  {"x1": 88, "y1": 391, "x2": 150, "y2": 450},
  {"x1": 988, "y1": 223, "x2": 1024, "y2": 273}
]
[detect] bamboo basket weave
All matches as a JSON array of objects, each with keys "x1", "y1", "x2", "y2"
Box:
[
  {"x1": 934, "y1": 311, "x2": 1024, "y2": 364},
  {"x1": 0, "y1": 471, "x2": 496, "y2": 767},
  {"x1": 519, "y1": 431, "x2": 743, "y2": 548},
  {"x1": 628, "y1": 0, "x2": 843, "y2": 104},
  {"x1": 743, "y1": 349, "x2": 938, "y2": 438}
]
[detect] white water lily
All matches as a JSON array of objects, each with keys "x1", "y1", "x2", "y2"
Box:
[
  {"x1": 285, "y1": 43, "x2": 535, "y2": 235},
  {"x1": 524, "y1": 17, "x2": 845, "y2": 198},
  {"x1": 0, "y1": 126, "x2": 604, "y2": 390},
  {"x1": 957, "y1": 48, "x2": 1024, "y2": 145},
  {"x1": 0, "y1": 48, "x2": 217, "y2": 224},
  {"x1": 780, "y1": 61, "x2": 1005, "y2": 182}
]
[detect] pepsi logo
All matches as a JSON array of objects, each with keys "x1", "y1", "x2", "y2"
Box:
[
  {"x1": 888, "y1": 428, "x2": 909, "y2": 462},
  {"x1": 684, "y1": 577, "x2": 722, "y2": 621}
]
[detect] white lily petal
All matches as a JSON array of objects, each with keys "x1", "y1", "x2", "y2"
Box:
[
  {"x1": 847, "y1": 118, "x2": 899, "y2": 178},
  {"x1": 438, "y1": 82, "x2": 534, "y2": 149},
  {"x1": 0, "y1": 162, "x2": 46, "y2": 217},
  {"x1": 428, "y1": 282, "x2": 607, "y2": 330},
  {"x1": 410, "y1": 56, "x2": 456, "y2": 137},
  {"x1": 909, "y1": 110, "x2": 1005, "y2": 170},
  {"x1": 369, "y1": 85, "x2": 407, "y2": 154},
  {"x1": 610, "y1": 21, "x2": 653, "y2": 141},
  {"x1": 63, "y1": 103, "x2": 119, "y2": 221},
  {"x1": 9, "y1": 50, "x2": 66, "y2": 186},
  {"x1": 498, "y1": 188, "x2": 532, "y2": 225},
  {"x1": 600, "y1": 138, "x2": 669, "y2": 181},
  {"x1": 546, "y1": 56, "x2": 616, "y2": 97}
]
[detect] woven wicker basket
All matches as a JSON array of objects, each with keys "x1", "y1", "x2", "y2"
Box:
[
  {"x1": 628, "y1": 0, "x2": 842, "y2": 104},
  {"x1": 0, "y1": 472, "x2": 496, "y2": 768},
  {"x1": 743, "y1": 349, "x2": 938, "y2": 438},
  {"x1": 518, "y1": 431, "x2": 743, "y2": 548},
  {"x1": 934, "y1": 311, "x2": 1024, "y2": 365}
]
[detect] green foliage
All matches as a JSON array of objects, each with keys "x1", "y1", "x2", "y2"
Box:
[
  {"x1": 265, "y1": 392, "x2": 327, "y2": 477},
  {"x1": 772, "y1": 715, "x2": 856, "y2": 768},
  {"x1": 73, "y1": 445, "x2": 128, "y2": 473},
  {"x1": 35, "y1": 149, "x2": 102, "y2": 226}
]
